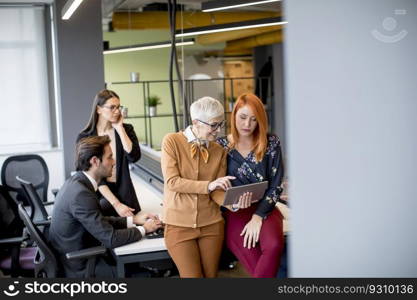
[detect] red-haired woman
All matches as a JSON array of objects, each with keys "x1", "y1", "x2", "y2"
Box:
[{"x1": 217, "y1": 93, "x2": 285, "y2": 278}]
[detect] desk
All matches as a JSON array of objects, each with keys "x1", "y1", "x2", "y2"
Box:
[{"x1": 112, "y1": 237, "x2": 170, "y2": 277}]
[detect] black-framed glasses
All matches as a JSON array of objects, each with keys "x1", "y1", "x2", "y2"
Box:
[
  {"x1": 197, "y1": 119, "x2": 226, "y2": 130},
  {"x1": 101, "y1": 104, "x2": 124, "y2": 112}
]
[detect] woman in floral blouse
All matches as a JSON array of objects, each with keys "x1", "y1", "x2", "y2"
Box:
[{"x1": 217, "y1": 93, "x2": 285, "y2": 278}]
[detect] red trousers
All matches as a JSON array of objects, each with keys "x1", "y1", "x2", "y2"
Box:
[{"x1": 224, "y1": 205, "x2": 284, "y2": 278}]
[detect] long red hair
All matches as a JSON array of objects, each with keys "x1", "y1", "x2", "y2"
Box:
[{"x1": 230, "y1": 93, "x2": 268, "y2": 162}]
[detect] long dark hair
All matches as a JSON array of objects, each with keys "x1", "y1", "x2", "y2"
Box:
[{"x1": 81, "y1": 89, "x2": 120, "y2": 134}]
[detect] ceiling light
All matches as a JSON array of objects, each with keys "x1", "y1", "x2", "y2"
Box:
[
  {"x1": 202, "y1": 0, "x2": 282, "y2": 12},
  {"x1": 62, "y1": 0, "x2": 84, "y2": 20},
  {"x1": 103, "y1": 39, "x2": 195, "y2": 55},
  {"x1": 175, "y1": 17, "x2": 286, "y2": 37}
]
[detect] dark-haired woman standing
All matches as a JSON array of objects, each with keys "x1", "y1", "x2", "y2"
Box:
[{"x1": 77, "y1": 89, "x2": 141, "y2": 217}]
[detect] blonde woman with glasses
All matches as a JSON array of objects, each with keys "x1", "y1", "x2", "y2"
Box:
[{"x1": 161, "y1": 96, "x2": 239, "y2": 278}]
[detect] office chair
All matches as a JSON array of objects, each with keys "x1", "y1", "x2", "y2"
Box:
[
  {"x1": 0, "y1": 185, "x2": 35, "y2": 277},
  {"x1": 1, "y1": 154, "x2": 57, "y2": 208},
  {"x1": 16, "y1": 176, "x2": 51, "y2": 227},
  {"x1": 17, "y1": 203, "x2": 106, "y2": 278}
]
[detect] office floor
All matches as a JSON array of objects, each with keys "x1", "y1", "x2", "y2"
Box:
[{"x1": 218, "y1": 263, "x2": 251, "y2": 278}]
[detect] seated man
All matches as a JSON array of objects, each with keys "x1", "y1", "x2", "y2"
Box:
[{"x1": 49, "y1": 135, "x2": 161, "y2": 278}]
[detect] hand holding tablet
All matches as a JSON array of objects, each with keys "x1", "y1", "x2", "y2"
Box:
[
  {"x1": 234, "y1": 192, "x2": 253, "y2": 210},
  {"x1": 223, "y1": 181, "x2": 268, "y2": 206}
]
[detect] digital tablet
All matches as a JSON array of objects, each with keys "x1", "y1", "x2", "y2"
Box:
[{"x1": 223, "y1": 181, "x2": 268, "y2": 206}]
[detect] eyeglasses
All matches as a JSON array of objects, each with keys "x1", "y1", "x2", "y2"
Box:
[
  {"x1": 101, "y1": 104, "x2": 124, "y2": 112},
  {"x1": 197, "y1": 119, "x2": 226, "y2": 130}
]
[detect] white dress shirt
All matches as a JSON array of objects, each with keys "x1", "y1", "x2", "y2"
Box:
[{"x1": 183, "y1": 125, "x2": 209, "y2": 147}]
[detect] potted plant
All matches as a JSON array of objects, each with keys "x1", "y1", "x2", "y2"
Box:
[
  {"x1": 146, "y1": 95, "x2": 162, "y2": 117},
  {"x1": 227, "y1": 96, "x2": 236, "y2": 112}
]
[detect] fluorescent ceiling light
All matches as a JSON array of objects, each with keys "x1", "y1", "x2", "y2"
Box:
[
  {"x1": 176, "y1": 17, "x2": 286, "y2": 37},
  {"x1": 202, "y1": 0, "x2": 282, "y2": 12},
  {"x1": 103, "y1": 39, "x2": 195, "y2": 55},
  {"x1": 62, "y1": 0, "x2": 83, "y2": 20}
]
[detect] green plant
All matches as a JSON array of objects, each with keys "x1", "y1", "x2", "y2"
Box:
[
  {"x1": 227, "y1": 96, "x2": 237, "y2": 103},
  {"x1": 146, "y1": 95, "x2": 162, "y2": 107}
]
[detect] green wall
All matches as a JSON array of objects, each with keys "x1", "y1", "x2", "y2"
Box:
[
  {"x1": 103, "y1": 30, "x2": 225, "y2": 149},
  {"x1": 103, "y1": 30, "x2": 180, "y2": 150}
]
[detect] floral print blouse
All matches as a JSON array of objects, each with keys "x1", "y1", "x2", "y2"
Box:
[{"x1": 217, "y1": 134, "x2": 284, "y2": 218}]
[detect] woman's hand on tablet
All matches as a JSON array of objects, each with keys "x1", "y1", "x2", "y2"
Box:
[{"x1": 208, "y1": 176, "x2": 235, "y2": 192}]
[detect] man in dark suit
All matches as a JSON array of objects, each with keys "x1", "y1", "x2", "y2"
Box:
[{"x1": 49, "y1": 135, "x2": 161, "y2": 278}]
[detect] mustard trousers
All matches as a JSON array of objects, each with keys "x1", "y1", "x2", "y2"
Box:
[{"x1": 164, "y1": 221, "x2": 224, "y2": 278}]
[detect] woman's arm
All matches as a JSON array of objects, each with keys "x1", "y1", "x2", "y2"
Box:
[
  {"x1": 210, "y1": 150, "x2": 227, "y2": 207},
  {"x1": 98, "y1": 185, "x2": 135, "y2": 217},
  {"x1": 113, "y1": 121, "x2": 141, "y2": 162},
  {"x1": 161, "y1": 134, "x2": 210, "y2": 194},
  {"x1": 211, "y1": 150, "x2": 251, "y2": 211},
  {"x1": 254, "y1": 136, "x2": 284, "y2": 218}
]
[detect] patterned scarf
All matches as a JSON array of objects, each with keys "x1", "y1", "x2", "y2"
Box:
[{"x1": 190, "y1": 139, "x2": 209, "y2": 163}]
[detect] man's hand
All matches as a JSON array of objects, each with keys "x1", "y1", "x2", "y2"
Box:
[
  {"x1": 133, "y1": 211, "x2": 163, "y2": 226},
  {"x1": 143, "y1": 219, "x2": 163, "y2": 233},
  {"x1": 133, "y1": 211, "x2": 151, "y2": 225},
  {"x1": 147, "y1": 213, "x2": 163, "y2": 226}
]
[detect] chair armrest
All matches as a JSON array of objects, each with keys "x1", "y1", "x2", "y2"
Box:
[
  {"x1": 51, "y1": 189, "x2": 59, "y2": 198},
  {"x1": 65, "y1": 246, "x2": 107, "y2": 260},
  {"x1": 0, "y1": 236, "x2": 26, "y2": 246},
  {"x1": 44, "y1": 201, "x2": 54, "y2": 206},
  {"x1": 34, "y1": 219, "x2": 51, "y2": 226}
]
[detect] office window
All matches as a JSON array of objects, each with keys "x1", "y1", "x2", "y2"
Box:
[{"x1": 0, "y1": 5, "x2": 54, "y2": 153}]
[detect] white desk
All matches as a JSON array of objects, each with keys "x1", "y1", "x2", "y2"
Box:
[
  {"x1": 114, "y1": 236, "x2": 167, "y2": 256},
  {"x1": 112, "y1": 237, "x2": 170, "y2": 277}
]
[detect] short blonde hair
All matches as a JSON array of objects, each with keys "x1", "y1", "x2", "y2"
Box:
[{"x1": 190, "y1": 96, "x2": 224, "y2": 122}]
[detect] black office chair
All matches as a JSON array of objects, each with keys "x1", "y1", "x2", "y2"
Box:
[
  {"x1": 0, "y1": 185, "x2": 35, "y2": 277},
  {"x1": 1, "y1": 154, "x2": 57, "y2": 207},
  {"x1": 17, "y1": 203, "x2": 106, "y2": 278},
  {"x1": 16, "y1": 176, "x2": 51, "y2": 227}
]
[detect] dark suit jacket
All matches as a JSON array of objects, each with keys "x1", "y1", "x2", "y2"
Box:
[
  {"x1": 49, "y1": 172, "x2": 142, "y2": 277},
  {"x1": 77, "y1": 123, "x2": 141, "y2": 214}
]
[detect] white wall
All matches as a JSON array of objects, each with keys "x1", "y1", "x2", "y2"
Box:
[
  {"x1": 285, "y1": 0, "x2": 417, "y2": 277},
  {"x1": 183, "y1": 56, "x2": 225, "y2": 102}
]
